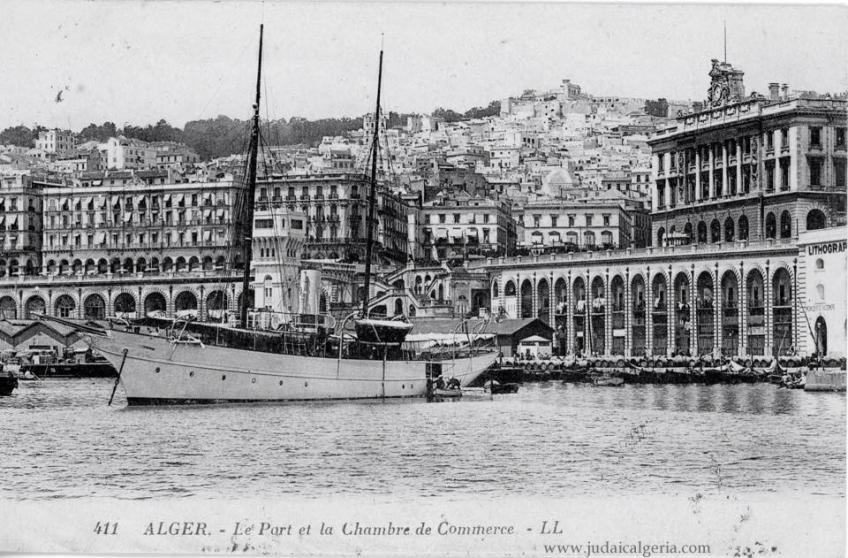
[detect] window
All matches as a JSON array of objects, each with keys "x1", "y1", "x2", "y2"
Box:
[
  {"x1": 837, "y1": 128, "x2": 846, "y2": 148},
  {"x1": 810, "y1": 127, "x2": 821, "y2": 148},
  {"x1": 585, "y1": 214, "x2": 593, "y2": 227},
  {"x1": 291, "y1": 219, "x2": 304, "y2": 230},
  {"x1": 533, "y1": 215, "x2": 541, "y2": 228},
  {"x1": 439, "y1": 214, "x2": 446, "y2": 224},
  {"x1": 835, "y1": 160, "x2": 846, "y2": 189},
  {"x1": 484, "y1": 214, "x2": 490, "y2": 224},
  {"x1": 550, "y1": 215, "x2": 558, "y2": 227},
  {"x1": 603, "y1": 215, "x2": 610, "y2": 227},
  {"x1": 568, "y1": 215, "x2": 575, "y2": 227},
  {"x1": 453, "y1": 214, "x2": 460, "y2": 224},
  {"x1": 809, "y1": 159, "x2": 822, "y2": 186},
  {"x1": 255, "y1": 219, "x2": 274, "y2": 229}
]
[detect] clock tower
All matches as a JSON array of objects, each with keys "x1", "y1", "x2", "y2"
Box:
[{"x1": 706, "y1": 59, "x2": 745, "y2": 107}]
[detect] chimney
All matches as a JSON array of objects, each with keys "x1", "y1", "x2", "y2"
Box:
[
  {"x1": 781, "y1": 83, "x2": 789, "y2": 100},
  {"x1": 768, "y1": 82, "x2": 780, "y2": 101}
]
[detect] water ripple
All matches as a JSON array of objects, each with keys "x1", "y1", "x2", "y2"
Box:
[{"x1": 0, "y1": 379, "x2": 844, "y2": 500}]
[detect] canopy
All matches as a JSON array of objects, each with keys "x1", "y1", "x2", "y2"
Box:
[
  {"x1": 203, "y1": 230, "x2": 212, "y2": 242},
  {"x1": 164, "y1": 194, "x2": 172, "y2": 202},
  {"x1": 123, "y1": 213, "x2": 132, "y2": 223},
  {"x1": 96, "y1": 232, "x2": 106, "y2": 244}
]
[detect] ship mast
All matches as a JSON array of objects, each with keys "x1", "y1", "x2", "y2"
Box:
[
  {"x1": 240, "y1": 24, "x2": 264, "y2": 329},
  {"x1": 361, "y1": 47, "x2": 383, "y2": 318}
]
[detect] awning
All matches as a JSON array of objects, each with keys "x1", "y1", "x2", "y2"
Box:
[
  {"x1": 96, "y1": 232, "x2": 106, "y2": 244},
  {"x1": 123, "y1": 213, "x2": 132, "y2": 223},
  {"x1": 0, "y1": 216, "x2": 5, "y2": 227},
  {"x1": 164, "y1": 194, "x2": 172, "y2": 202},
  {"x1": 176, "y1": 194, "x2": 185, "y2": 203},
  {"x1": 436, "y1": 228, "x2": 448, "y2": 239},
  {"x1": 9, "y1": 216, "x2": 18, "y2": 227},
  {"x1": 450, "y1": 228, "x2": 463, "y2": 239},
  {"x1": 217, "y1": 208, "x2": 225, "y2": 218},
  {"x1": 466, "y1": 228, "x2": 479, "y2": 237},
  {"x1": 204, "y1": 208, "x2": 213, "y2": 217},
  {"x1": 203, "y1": 230, "x2": 212, "y2": 242},
  {"x1": 135, "y1": 194, "x2": 145, "y2": 205}
]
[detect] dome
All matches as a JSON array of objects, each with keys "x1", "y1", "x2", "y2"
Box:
[{"x1": 541, "y1": 168, "x2": 574, "y2": 197}]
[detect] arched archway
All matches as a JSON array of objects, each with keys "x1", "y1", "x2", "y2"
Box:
[
  {"x1": 683, "y1": 222, "x2": 693, "y2": 244},
  {"x1": 779, "y1": 210, "x2": 792, "y2": 238},
  {"x1": 114, "y1": 293, "x2": 137, "y2": 318},
  {"x1": 696, "y1": 272, "x2": 714, "y2": 355},
  {"x1": 806, "y1": 209, "x2": 826, "y2": 231},
  {"x1": 54, "y1": 294, "x2": 76, "y2": 318},
  {"x1": 697, "y1": 221, "x2": 707, "y2": 243},
  {"x1": 519, "y1": 280, "x2": 532, "y2": 318},
  {"x1": 144, "y1": 292, "x2": 167, "y2": 317},
  {"x1": 162, "y1": 257, "x2": 174, "y2": 273},
  {"x1": 537, "y1": 278, "x2": 550, "y2": 324},
  {"x1": 651, "y1": 274, "x2": 668, "y2": 356},
  {"x1": 765, "y1": 212, "x2": 777, "y2": 239},
  {"x1": 772, "y1": 268, "x2": 793, "y2": 355},
  {"x1": 206, "y1": 290, "x2": 228, "y2": 320},
  {"x1": 393, "y1": 298, "x2": 403, "y2": 317},
  {"x1": 122, "y1": 257, "x2": 134, "y2": 274},
  {"x1": 631, "y1": 275, "x2": 646, "y2": 356},
  {"x1": 610, "y1": 275, "x2": 625, "y2": 354},
  {"x1": 0, "y1": 296, "x2": 17, "y2": 319},
  {"x1": 721, "y1": 271, "x2": 739, "y2": 356},
  {"x1": 710, "y1": 219, "x2": 721, "y2": 243},
  {"x1": 109, "y1": 258, "x2": 120, "y2": 274},
  {"x1": 175, "y1": 257, "x2": 187, "y2": 272},
  {"x1": 174, "y1": 291, "x2": 198, "y2": 316},
  {"x1": 746, "y1": 269, "x2": 765, "y2": 355},
  {"x1": 553, "y1": 278, "x2": 567, "y2": 328},
  {"x1": 724, "y1": 217, "x2": 735, "y2": 242},
  {"x1": 25, "y1": 296, "x2": 46, "y2": 319},
  {"x1": 97, "y1": 259, "x2": 108, "y2": 274},
  {"x1": 673, "y1": 272, "x2": 691, "y2": 355},
  {"x1": 738, "y1": 215, "x2": 749, "y2": 241},
  {"x1": 589, "y1": 276, "x2": 605, "y2": 355},
  {"x1": 84, "y1": 259, "x2": 96, "y2": 275},
  {"x1": 83, "y1": 294, "x2": 106, "y2": 320},
  {"x1": 188, "y1": 257, "x2": 200, "y2": 272},
  {"x1": 202, "y1": 256, "x2": 213, "y2": 271},
  {"x1": 572, "y1": 277, "x2": 586, "y2": 353},
  {"x1": 657, "y1": 227, "x2": 665, "y2": 246}
]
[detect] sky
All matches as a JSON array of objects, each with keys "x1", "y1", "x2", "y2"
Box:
[{"x1": 1, "y1": 1, "x2": 846, "y2": 131}]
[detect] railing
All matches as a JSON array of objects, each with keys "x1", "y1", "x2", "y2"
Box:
[{"x1": 0, "y1": 269, "x2": 243, "y2": 285}]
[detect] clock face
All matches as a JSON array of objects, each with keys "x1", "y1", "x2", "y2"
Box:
[{"x1": 710, "y1": 83, "x2": 726, "y2": 105}]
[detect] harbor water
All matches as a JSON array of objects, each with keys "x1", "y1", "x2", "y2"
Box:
[{"x1": 0, "y1": 379, "x2": 844, "y2": 501}]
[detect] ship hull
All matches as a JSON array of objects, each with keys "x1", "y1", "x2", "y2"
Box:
[{"x1": 89, "y1": 329, "x2": 498, "y2": 405}]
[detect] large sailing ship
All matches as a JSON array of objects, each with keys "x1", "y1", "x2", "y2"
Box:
[{"x1": 71, "y1": 26, "x2": 498, "y2": 405}]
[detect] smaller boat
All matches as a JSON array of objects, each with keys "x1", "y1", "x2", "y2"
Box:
[
  {"x1": 0, "y1": 365, "x2": 19, "y2": 396},
  {"x1": 488, "y1": 380, "x2": 519, "y2": 394},
  {"x1": 592, "y1": 375, "x2": 624, "y2": 387}
]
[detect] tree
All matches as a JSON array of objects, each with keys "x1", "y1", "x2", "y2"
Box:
[
  {"x1": 431, "y1": 107, "x2": 464, "y2": 123},
  {"x1": 0, "y1": 125, "x2": 37, "y2": 147}
]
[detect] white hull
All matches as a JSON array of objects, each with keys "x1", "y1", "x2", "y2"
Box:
[{"x1": 89, "y1": 329, "x2": 498, "y2": 405}]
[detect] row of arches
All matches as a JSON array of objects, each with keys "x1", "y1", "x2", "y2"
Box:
[
  {"x1": 38, "y1": 255, "x2": 230, "y2": 276},
  {"x1": 0, "y1": 289, "x2": 240, "y2": 320},
  {"x1": 656, "y1": 209, "x2": 827, "y2": 246},
  {"x1": 496, "y1": 266, "x2": 794, "y2": 357}
]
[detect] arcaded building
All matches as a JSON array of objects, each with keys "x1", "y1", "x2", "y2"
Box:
[
  {"x1": 478, "y1": 61, "x2": 847, "y2": 359},
  {"x1": 649, "y1": 60, "x2": 845, "y2": 248}
]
